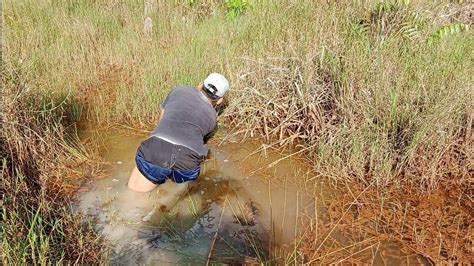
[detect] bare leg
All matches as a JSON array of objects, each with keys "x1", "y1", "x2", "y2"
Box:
[{"x1": 127, "y1": 166, "x2": 157, "y2": 192}]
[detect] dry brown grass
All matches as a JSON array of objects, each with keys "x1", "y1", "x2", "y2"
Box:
[
  {"x1": 1, "y1": 62, "x2": 106, "y2": 264},
  {"x1": 223, "y1": 48, "x2": 472, "y2": 264},
  {"x1": 298, "y1": 182, "x2": 473, "y2": 264},
  {"x1": 219, "y1": 1, "x2": 472, "y2": 263}
]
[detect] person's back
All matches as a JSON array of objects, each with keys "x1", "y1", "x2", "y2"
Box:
[
  {"x1": 127, "y1": 73, "x2": 229, "y2": 192},
  {"x1": 150, "y1": 86, "x2": 216, "y2": 157}
]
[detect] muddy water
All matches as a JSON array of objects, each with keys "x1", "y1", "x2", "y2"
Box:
[
  {"x1": 77, "y1": 133, "x2": 315, "y2": 264},
  {"x1": 77, "y1": 132, "x2": 422, "y2": 265}
]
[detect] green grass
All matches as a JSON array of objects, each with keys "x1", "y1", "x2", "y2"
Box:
[
  {"x1": 2, "y1": 57, "x2": 107, "y2": 263},
  {"x1": 2, "y1": 0, "x2": 473, "y2": 263}
]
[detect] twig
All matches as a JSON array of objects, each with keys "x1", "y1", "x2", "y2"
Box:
[
  {"x1": 307, "y1": 181, "x2": 375, "y2": 264},
  {"x1": 206, "y1": 200, "x2": 226, "y2": 266},
  {"x1": 267, "y1": 142, "x2": 318, "y2": 168},
  {"x1": 335, "y1": 242, "x2": 379, "y2": 264},
  {"x1": 310, "y1": 236, "x2": 378, "y2": 262},
  {"x1": 116, "y1": 124, "x2": 151, "y2": 134}
]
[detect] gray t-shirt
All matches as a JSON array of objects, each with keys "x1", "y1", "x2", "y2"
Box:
[{"x1": 150, "y1": 86, "x2": 217, "y2": 156}]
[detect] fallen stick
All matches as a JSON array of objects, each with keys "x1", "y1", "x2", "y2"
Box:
[{"x1": 206, "y1": 200, "x2": 227, "y2": 266}]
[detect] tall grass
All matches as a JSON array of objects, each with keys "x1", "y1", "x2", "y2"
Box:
[
  {"x1": 222, "y1": 1, "x2": 473, "y2": 189},
  {"x1": 3, "y1": 0, "x2": 473, "y2": 263},
  {"x1": 1, "y1": 59, "x2": 105, "y2": 263}
]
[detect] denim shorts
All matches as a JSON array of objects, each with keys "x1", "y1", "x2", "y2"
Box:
[{"x1": 135, "y1": 150, "x2": 200, "y2": 185}]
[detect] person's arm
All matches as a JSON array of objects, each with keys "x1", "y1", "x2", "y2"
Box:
[
  {"x1": 158, "y1": 88, "x2": 174, "y2": 122},
  {"x1": 214, "y1": 97, "x2": 228, "y2": 116},
  {"x1": 203, "y1": 124, "x2": 218, "y2": 144},
  {"x1": 159, "y1": 108, "x2": 165, "y2": 122},
  {"x1": 204, "y1": 125, "x2": 218, "y2": 160}
]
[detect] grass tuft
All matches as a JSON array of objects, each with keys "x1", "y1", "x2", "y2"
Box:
[{"x1": 1, "y1": 60, "x2": 106, "y2": 264}]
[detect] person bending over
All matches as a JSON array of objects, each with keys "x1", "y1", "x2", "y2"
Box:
[{"x1": 127, "y1": 73, "x2": 230, "y2": 192}]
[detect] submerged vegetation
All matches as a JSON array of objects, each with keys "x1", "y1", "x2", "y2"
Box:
[{"x1": 2, "y1": 0, "x2": 472, "y2": 264}]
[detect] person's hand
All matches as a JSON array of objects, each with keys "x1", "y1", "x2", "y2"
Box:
[
  {"x1": 205, "y1": 149, "x2": 214, "y2": 160},
  {"x1": 215, "y1": 97, "x2": 228, "y2": 115}
]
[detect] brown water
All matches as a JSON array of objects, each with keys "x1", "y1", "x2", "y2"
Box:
[
  {"x1": 76, "y1": 132, "x2": 422, "y2": 265},
  {"x1": 77, "y1": 133, "x2": 315, "y2": 264}
]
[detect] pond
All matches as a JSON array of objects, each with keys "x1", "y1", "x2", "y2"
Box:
[
  {"x1": 76, "y1": 131, "x2": 424, "y2": 265},
  {"x1": 76, "y1": 132, "x2": 316, "y2": 264}
]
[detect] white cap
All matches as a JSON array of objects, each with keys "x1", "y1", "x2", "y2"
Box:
[{"x1": 203, "y1": 73, "x2": 229, "y2": 99}]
